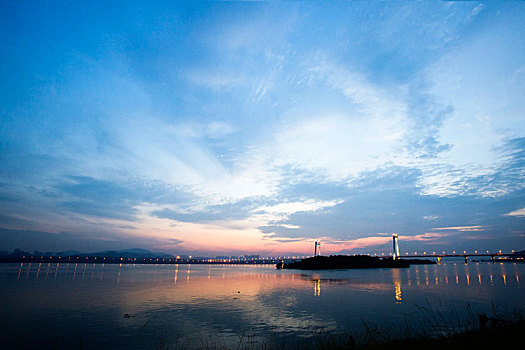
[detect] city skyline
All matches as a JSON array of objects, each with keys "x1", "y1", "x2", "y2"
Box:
[{"x1": 1, "y1": 1, "x2": 524, "y2": 256}]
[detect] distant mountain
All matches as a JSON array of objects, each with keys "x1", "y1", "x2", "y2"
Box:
[
  {"x1": 114, "y1": 248, "x2": 152, "y2": 255},
  {"x1": 57, "y1": 250, "x2": 82, "y2": 256}
]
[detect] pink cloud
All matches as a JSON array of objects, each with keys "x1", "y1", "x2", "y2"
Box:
[{"x1": 402, "y1": 232, "x2": 447, "y2": 241}]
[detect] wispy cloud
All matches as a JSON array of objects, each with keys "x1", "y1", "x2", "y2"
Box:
[
  {"x1": 402, "y1": 233, "x2": 450, "y2": 241},
  {"x1": 504, "y1": 208, "x2": 525, "y2": 218},
  {"x1": 255, "y1": 200, "x2": 341, "y2": 216},
  {"x1": 432, "y1": 226, "x2": 484, "y2": 232}
]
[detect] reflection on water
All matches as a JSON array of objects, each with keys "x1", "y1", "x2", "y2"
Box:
[
  {"x1": 314, "y1": 278, "x2": 321, "y2": 296},
  {"x1": 394, "y1": 281, "x2": 402, "y2": 302},
  {"x1": 392, "y1": 269, "x2": 402, "y2": 303},
  {"x1": 1, "y1": 262, "x2": 523, "y2": 349}
]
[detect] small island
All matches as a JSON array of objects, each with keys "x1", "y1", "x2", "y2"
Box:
[{"x1": 276, "y1": 255, "x2": 435, "y2": 270}]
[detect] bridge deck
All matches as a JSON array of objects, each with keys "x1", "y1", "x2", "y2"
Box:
[{"x1": 400, "y1": 253, "x2": 514, "y2": 258}]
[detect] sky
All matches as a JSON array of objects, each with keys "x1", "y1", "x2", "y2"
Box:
[{"x1": 1, "y1": 1, "x2": 524, "y2": 257}]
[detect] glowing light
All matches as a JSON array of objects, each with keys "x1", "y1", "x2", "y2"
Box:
[{"x1": 394, "y1": 281, "x2": 402, "y2": 302}]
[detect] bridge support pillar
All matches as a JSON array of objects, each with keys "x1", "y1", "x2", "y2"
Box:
[
  {"x1": 464, "y1": 256, "x2": 468, "y2": 264},
  {"x1": 491, "y1": 255, "x2": 495, "y2": 263},
  {"x1": 437, "y1": 256, "x2": 442, "y2": 265},
  {"x1": 392, "y1": 234, "x2": 400, "y2": 260},
  {"x1": 314, "y1": 241, "x2": 321, "y2": 257}
]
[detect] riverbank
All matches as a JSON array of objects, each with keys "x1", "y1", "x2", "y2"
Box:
[{"x1": 314, "y1": 315, "x2": 524, "y2": 350}]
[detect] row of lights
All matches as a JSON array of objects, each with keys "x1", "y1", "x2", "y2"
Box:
[
  {"x1": 407, "y1": 250, "x2": 506, "y2": 255},
  {"x1": 373, "y1": 250, "x2": 508, "y2": 256},
  {"x1": 19, "y1": 256, "x2": 284, "y2": 262},
  {"x1": 19, "y1": 249, "x2": 514, "y2": 261}
]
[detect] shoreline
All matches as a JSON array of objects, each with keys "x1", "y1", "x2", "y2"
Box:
[{"x1": 327, "y1": 317, "x2": 525, "y2": 350}]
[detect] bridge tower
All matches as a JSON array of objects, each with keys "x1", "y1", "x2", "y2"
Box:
[
  {"x1": 392, "y1": 234, "x2": 400, "y2": 260},
  {"x1": 314, "y1": 240, "x2": 321, "y2": 257}
]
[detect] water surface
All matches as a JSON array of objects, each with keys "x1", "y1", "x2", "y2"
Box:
[{"x1": 0, "y1": 262, "x2": 522, "y2": 349}]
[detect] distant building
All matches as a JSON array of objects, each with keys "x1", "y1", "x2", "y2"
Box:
[{"x1": 245, "y1": 255, "x2": 259, "y2": 259}]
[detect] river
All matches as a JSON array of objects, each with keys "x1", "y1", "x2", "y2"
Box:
[{"x1": 0, "y1": 261, "x2": 523, "y2": 349}]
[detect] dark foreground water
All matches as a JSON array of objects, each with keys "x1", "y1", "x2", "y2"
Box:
[{"x1": 0, "y1": 261, "x2": 523, "y2": 349}]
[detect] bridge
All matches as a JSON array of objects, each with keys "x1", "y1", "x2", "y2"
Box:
[
  {"x1": 4, "y1": 235, "x2": 518, "y2": 265},
  {"x1": 303, "y1": 235, "x2": 519, "y2": 264},
  {"x1": 387, "y1": 234, "x2": 516, "y2": 264},
  {"x1": 401, "y1": 252, "x2": 516, "y2": 264}
]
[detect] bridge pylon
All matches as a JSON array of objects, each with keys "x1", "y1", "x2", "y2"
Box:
[
  {"x1": 392, "y1": 234, "x2": 400, "y2": 260},
  {"x1": 314, "y1": 240, "x2": 321, "y2": 257}
]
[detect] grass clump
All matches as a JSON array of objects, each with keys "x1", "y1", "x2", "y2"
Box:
[{"x1": 341, "y1": 316, "x2": 525, "y2": 349}]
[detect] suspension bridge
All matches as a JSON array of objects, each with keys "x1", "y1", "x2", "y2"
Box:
[{"x1": 317, "y1": 234, "x2": 518, "y2": 264}]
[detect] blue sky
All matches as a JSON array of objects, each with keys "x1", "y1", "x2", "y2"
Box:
[{"x1": 1, "y1": 1, "x2": 524, "y2": 256}]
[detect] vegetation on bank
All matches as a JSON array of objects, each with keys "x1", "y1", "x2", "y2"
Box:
[{"x1": 312, "y1": 315, "x2": 524, "y2": 350}]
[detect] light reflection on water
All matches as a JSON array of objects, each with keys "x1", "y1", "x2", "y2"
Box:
[{"x1": 0, "y1": 262, "x2": 523, "y2": 349}]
